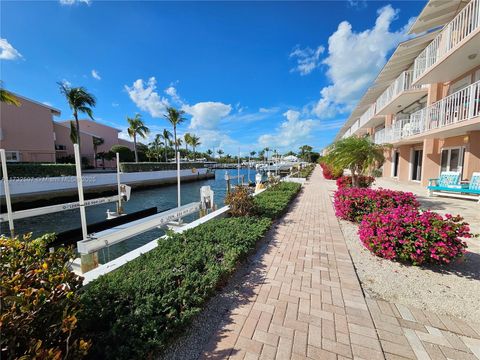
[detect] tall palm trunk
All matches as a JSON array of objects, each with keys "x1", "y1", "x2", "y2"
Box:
[
  {"x1": 174, "y1": 127, "x2": 178, "y2": 162},
  {"x1": 193, "y1": 146, "x2": 196, "y2": 161},
  {"x1": 133, "y1": 134, "x2": 138, "y2": 163},
  {"x1": 164, "y1": 144, "x2": 168, "y2": 162},
  {"x1": 74, "y1": 111, "x2": 81, "y2": 156}
]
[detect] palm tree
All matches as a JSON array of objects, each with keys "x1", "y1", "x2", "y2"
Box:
[
  {"x1": 206, "y1": 149, "x2": 213, "y2": 159},
  {"x1": 164, "y1": 107, "x2": 186, "y2": 162},
  {"x1": 127, "y1": 114, "x2": 150, "y2": 163},
  {"x1": 149, "y1": 134, "x2": 163, "y2": 162},
  {"x1": 92, "y1": 137, "x2": 104, "y2": 168},
  {"x1": 59, "y1": 83, "x2": 96, "y2": 156},
  {"x1": 0, "y1": 83, "x2": 20, "y2": 106},
  {"x1": 264, "y1": 147, "x2": 270, "y2": 162},
  {"x1": 184, "y1": 132, "x2": 192, "y2": 155},
  {"x1": 160, "y1": 128, "x2": 173, "y2": 162},
  {"x1": 190, "y1": 135, "x2": 201, "y2": 161},
  {"x1": 324, "y1": 136, "x2": 388, "y2": 187},
  {"x1": 250, "y1": 151, "x2": 256, "y2": 158},
  {"x1": 217, "y1": 149, "x2": 224, "y2": 159}
]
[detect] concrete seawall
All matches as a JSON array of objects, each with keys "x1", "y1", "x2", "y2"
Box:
[{"x1": 0, "y1": 168, "x2": 214, "y2": 204}]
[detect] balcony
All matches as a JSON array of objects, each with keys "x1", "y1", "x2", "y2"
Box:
[
  {"x1": 413, "y1": 0, "x2": 480, "y2": 85},
  {"x1": 374, "y1": 80, "x2": 480, "y2": 144},
  {"x1": 375, "y1": 70, "x2": 428, "y2": 115}
]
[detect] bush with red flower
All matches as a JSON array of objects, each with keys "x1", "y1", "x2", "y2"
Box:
[
  {"x1": 320, "y1": 162, "x2": 343, "y2": 180},
  {"x1": 336, "y1": 175, "x2": 375, "y2": 189},
  {"x1": 358, "y1": 206, "x2": 471, "y2": 265},
  {"x1": 333, "y1": 187, "x2": 419, "y2": 223}
]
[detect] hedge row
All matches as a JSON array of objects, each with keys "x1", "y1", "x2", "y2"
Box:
[
  {"x1": 0, "y1": 163, "x2": 76, "y2": 179},
  {"x1": 254, "y1": 182, "x2": 302, "y2": 219},
  {"x1": 79, "y1": 181, "x2": 302, "y2": 359},
  {"x1": 120, "y1": 162, "x2": 206, "y2": 173}
]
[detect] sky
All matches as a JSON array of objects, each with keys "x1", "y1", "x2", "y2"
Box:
[{"x1": 1, "y1": 0, "x2": 425, "y2": 155}]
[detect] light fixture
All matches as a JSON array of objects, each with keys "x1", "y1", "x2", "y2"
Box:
[{"x1": 468, "y1": 53, "x2": 477, "y2": 60}]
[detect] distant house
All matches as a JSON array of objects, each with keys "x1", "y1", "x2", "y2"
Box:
[
  {"x1": 0, "y1": 92, "x2": 134, "y2": 166},
  {"x1": 0, "y1": 94, "x2": 60, "y2": 162}
]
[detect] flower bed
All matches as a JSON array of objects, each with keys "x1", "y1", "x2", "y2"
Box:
[
  {"x1": 358, "y1": 206, "x2": 471, "y2": 265},
  {"x1": 320, "y1": 162, "x2": 342, "y2": 180},
  {"x1": 333, "y1": 187, "x2": 419, "y2": 223},
  {"x1": 336, "y1": 175, "x2": 375, "y2": 189}
]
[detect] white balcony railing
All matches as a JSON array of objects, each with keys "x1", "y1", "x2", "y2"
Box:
[
  {"x1": 359, "y1": 103, "x2": 376, "y2": 128},
  {"x1": 413, "y1": 0, "x2": 480, "y2": 81},
  {"x1": 375, "y1": 70, "x2": 424, "y2": 112},
  {"x1": 374, "y1": 80, "x2": 480, "y2": 144}
]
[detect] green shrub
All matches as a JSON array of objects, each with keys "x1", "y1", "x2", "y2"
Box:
[
  {"x1": 120, "y1": 162, "x2": 206, "y2": 172},
  {"x1": 80, "y1": 217, "x2": 272, "y2": 359},
  {"x1": 0, "y1": 163, "x2": 76, "y2": 179},
  {"x1": 225, "y1": 186, "x2": 256, "y2": 216},
  {"x1": 0, "y1": 233, "x2": 90, "y2": 359},
  {"x1": 110, "y1": 145, "x2": 135, "y2": 162},
  {"x1": 254, "y1": 182, "x2": 302, "y2": 219}
]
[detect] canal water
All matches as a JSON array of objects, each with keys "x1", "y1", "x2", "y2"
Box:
[{"x1": 1, "y1": 168, "x2": 258, "y2": 263}]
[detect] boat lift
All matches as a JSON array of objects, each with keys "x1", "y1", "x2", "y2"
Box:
[{"x1": 0, "y1": 149, "x2": 130, "y2": 229}]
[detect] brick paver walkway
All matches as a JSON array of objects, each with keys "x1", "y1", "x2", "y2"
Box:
[{"x1": 200, "y1": 167, "x2": 480, "y2": 359}]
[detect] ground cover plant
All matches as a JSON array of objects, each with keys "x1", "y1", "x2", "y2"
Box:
[
  {"x1": 358, "y1": 206, "x2": 472, "y2": 265},
  {"x1": 80, "y1": 182, "x2": 301, "y2": 359},
  {"x1": 0, "y1": 234, "x2": 90, "y2": 359},
  {"x1": 333, "y1": 187, "x2": 419, "y2": 223},
  {"x1": 254, "y1": 181, "x2": 302, "y2": 219}
]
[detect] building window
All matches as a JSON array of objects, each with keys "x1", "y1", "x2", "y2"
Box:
[
  {"x1": 5, "y1": 151, "x2": 20, "y2": 162},
  {"x1": 440, "y1": 147, "x2": 465, "y2": 177}
]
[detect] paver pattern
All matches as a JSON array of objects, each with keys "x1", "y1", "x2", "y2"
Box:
[{"x1": 200, "y1": 167, "x2": 480, "y2": 359}]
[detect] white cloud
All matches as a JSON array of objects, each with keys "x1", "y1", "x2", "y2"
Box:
[
  {"x1": 189, "y1": 129, "x2": 237, "y2": 151},
  {"x1": 59, "y1": 0, "x2": 91, "y2": 5},
  {"x1": 0, "y1": 38, "x2": 22, "y2": 60},
  {"x1": 183, "y1": 101, "x2": 232, "y2": 129},
  {"x1": 259, "y1": 107, "x2": 280, "y2": 114},
  {"x1": 258, "y1": 110, "x2": 316, "y2": 149},
  {"x1": 91, "y1": 69, "x2": 101, "y2": 80},
  {"x1": 311, "y1": 5, "x2": 414, "y2": 118},
  {"x1": 125, "y1": 77, "x2": 170, "y2": 118},
  {"x1": 112, "y1": 102, "x2": 119, "y2": 107},
  {"x1": 164, "y1": 86, "x2": 183, "y2": 104},
  {"x1": 290, "y1": 45, "x2": 325, "y2": 75}
]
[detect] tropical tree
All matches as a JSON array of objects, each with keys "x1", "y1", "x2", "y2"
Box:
[
  {"x1": 189, "y1": 135, "x2": 201, "y2": 161},
  {"x1": 206, "y1": 149, "x2": 213, "y2": 159},
  {"x1": 149, "y1": 134, "x2": 163, "y2": 162},
  {"x1": 217, "y1": 149, "x2": 224, "y2": 159},
  {"x1": 184, "y1": 132, "x2": 193, "y2": 155},
  {"x1": 164, "y1": 107, "x2": 186, "y2": 162},
  {"x1": 92, "y1": 137, "x2": 104, "y2": 168},
  {"x1": 299, "y1": 145, "x2": 313, "y2": 162},
  {"x1": 0, "y1": 83, "x2": 20, "y2": 106},
  {"x1": 160, "y1": 129, "x2": 173, "y2": 162},
  {"x1": 127, "y1": 114, "x2": 150, "y2": 163},
  {"x1": 264, "y1": 147, "x2": 270, "y2": 162},
  {"x1": 324, "y1": 137, "x2": 388, "y2": 187},
  {"x1": 250, "y1": 151, "x2": 256, "y2": 158},
  {"x1": 58, "y1": 83, "x2": 96, "y2": 156}
]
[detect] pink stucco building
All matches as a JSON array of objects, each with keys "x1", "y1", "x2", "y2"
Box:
[{"x1": 0, "y1": 93, "x2": 134, "y2": 166}]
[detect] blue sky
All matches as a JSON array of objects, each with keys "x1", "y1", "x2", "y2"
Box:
[{"x1": 1, "y1": 0, "x2": 424, "y2": 155}]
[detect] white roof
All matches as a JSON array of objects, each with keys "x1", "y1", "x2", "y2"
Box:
[{"x1": 408, "y1": 0, "x2": 469, "y2": 35}]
